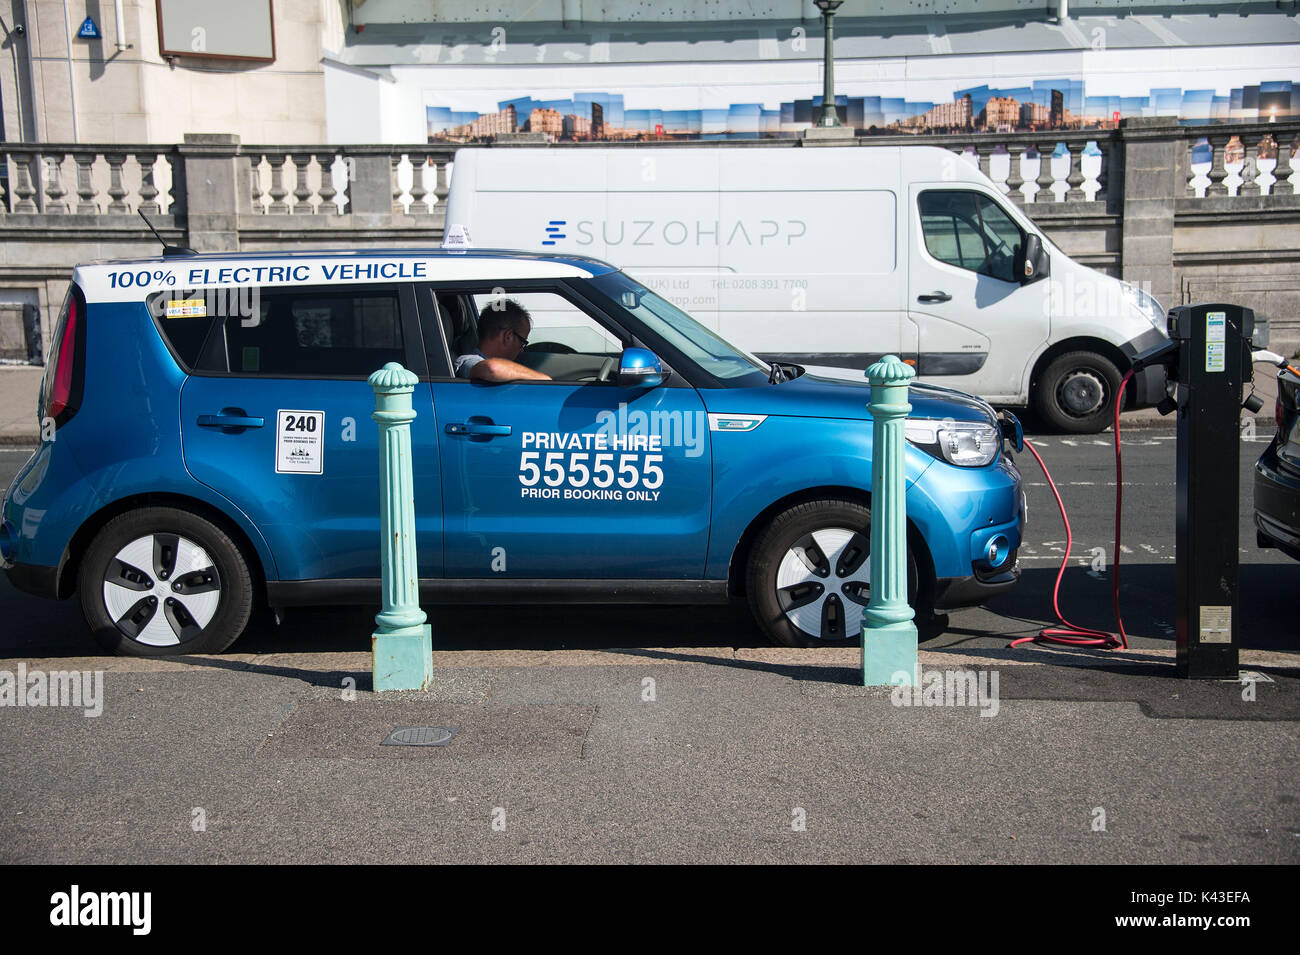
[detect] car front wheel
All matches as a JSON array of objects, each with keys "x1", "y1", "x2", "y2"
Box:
[
  {"x1": 78, "y1": 507, "x2": 253, "y2": 656},
  {"x1": 747, "y1": 498, "x2": 920, "y2": 648}
]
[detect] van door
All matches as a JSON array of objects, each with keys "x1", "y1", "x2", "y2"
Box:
[
  {"x1": 178, "y1": 282, "x2": 441, "y2": 582},
  {"x1": 425, "y1": 284, "x2": 712, "y2": 580},
  {"x1": 906, "y1": 185, "x2": 1050, "y2": 403}
]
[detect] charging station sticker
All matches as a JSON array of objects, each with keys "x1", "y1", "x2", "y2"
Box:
[
  {"x1": 1205, "y1": 311, "x2": 1227, "y2": 373},
  {"x1": 275, "y1": 410, "x2": 325, "y2": 475},
  {"x1": 1199, "y1": 605, "x2": 1232, "y2": 643}
]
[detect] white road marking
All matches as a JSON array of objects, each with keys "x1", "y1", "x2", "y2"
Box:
[
  {"x1": 1023, "y1": 481, "x2": 1174, "y2": 487},
  {"x1": 1017, "y1": 553, "x2": 1175, "y2": 562}
]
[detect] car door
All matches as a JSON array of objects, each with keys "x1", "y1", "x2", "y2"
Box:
[
  {"x1": 178, "y1": 281, "x2": 442, "y2": 581},
  {"x1": 907, "y1": 185, "x2": 1051, "y2": 402},
  {"x1": 421, "y1": 282, "x2": 713, "y2": 580}
]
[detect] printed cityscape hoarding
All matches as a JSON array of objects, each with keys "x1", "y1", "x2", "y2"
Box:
[{"x1": 426, "y1": 78, "x2": 1299, "y2": 143}]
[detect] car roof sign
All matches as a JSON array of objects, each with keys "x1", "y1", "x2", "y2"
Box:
[{"x1": 74, "y1": 252, "x2": 602, "y2": 304}]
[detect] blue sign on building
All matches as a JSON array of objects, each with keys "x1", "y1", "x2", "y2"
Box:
[{"x1": 77, "y1": 17, "x2": 100, "y2": 39}]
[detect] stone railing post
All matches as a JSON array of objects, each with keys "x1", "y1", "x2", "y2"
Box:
[
  {"x1": 345, "y1": 147, "x2": 398, "y2": 218},
  {"x1": 369, "y1": 362, "x2": 434, "y2": 692},
  {"x1": 1118, "y1": 117, "x2": 1181, "y2": 311},
  {"x1": 862, "y1": 355, "x2": 917, "y2": 688},
  {"x1": 174, "y1": 133, "x2": 242, "y2": 251}
]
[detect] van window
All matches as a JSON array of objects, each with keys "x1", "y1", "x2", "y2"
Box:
[
  {"x1": 188, "y1": 286, "x2": 406, "y2": 377},
  {"x1": 469, "y1": 290, "x2": 622, "y2": 356},
  {"x1": 918, "y1": 191, "x2": 1023, "y2": 284}
]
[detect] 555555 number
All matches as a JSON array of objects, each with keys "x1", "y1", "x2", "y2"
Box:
[{"x1": 519, "y1": 451, "x2": 664, "y2": 491}]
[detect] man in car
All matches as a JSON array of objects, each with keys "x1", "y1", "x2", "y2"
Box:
[{"x1": 455, "y1": 300, "x2": 552, "y2": 382}]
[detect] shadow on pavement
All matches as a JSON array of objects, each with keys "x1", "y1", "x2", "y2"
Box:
[
  {"x1": 974, "y1": 563, "x2": 1297, "y2": 653},
  {"x1": 1, "y1": 559, "x2": 1293, "y2": 658}
]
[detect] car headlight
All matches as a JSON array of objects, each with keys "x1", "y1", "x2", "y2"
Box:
[
  {"x1": 905, "y1": 419, "x2": 1000, "y2": 467},
  {"x1": 1122, "y1": 282, "x2": 1165, "y2": 332}
]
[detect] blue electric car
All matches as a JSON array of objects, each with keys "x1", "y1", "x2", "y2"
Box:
[{"x1": 1, "y1": 250, "x2": 1025, "y2": 654}]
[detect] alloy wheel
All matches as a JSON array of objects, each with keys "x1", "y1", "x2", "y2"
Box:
[
  {"x1": 774, "y1": 527, "x2": 871, "y2": 642},
  {"x1": 101, "y1": 533, "x2": 222, "y2": 647}
]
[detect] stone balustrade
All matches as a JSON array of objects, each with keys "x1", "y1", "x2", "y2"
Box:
[
  {"x1": 1, "y1": 145, "x2": 176, "y2": 216},
  {"x1": 1182, "y1": 123, "x2": 1298, "y2": 198}
]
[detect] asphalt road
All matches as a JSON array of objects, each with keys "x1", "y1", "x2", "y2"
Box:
[
  {"x1": 1, "y1": 428, "x2": 1293, "y2": 655},
  {"x1": 1, "y1": 433, "x2": 1296, "y2": 867}
]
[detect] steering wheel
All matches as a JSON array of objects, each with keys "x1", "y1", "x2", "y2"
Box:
[
  {"x1": 572, "y1": 358, "x2": 617, "y2": 384},
  {"x1": 984, "y1": 247, "x2": 1012, "y2": 281}
]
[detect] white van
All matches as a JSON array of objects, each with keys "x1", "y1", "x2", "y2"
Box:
[{"x1": 444, "y1": 145, "x2": 1171, "y2": 433}]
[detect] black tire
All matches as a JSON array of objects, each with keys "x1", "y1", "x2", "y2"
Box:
[
  {"x1": 746, "y1": 498, "x2": 920, "y2": 648},
  {"x1": 1033, "y1": 350, "x2": 1123, "y2": 434},
  {"x1": 78, "y1": 507, "x2": 253, "y2": 656}
]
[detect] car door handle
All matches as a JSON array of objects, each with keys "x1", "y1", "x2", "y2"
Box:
[
  {"x1": 917, "y1": 291, "x2": 952, "y2": 304},
  {"x1": 445, "y1": 421, "x2": 512, "y2": 436},
  {"x1": 197, "y1": 410, "x2": 265, "y2": 431}
]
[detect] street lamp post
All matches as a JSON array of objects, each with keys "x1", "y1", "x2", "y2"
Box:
[{"x1": 815, "y1": 0, "x2": 844, "y2": 128}]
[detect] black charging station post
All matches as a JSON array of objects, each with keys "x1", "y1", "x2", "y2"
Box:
[{"x1": 1147, "y1": 304, "x2": 1260, "y2": 679}]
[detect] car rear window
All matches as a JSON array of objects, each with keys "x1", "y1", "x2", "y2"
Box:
[
  {"x1": 147, "y1": 291, "x2": 219, "y2": 369},
  {"x1": 151, "y1": 285, "x2": 406, "y2": 378}
]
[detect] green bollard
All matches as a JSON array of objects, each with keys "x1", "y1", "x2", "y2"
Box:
[
  {"x1": 369, "y1": 362, "x2": 433, "y2": 692},
  {"x1": 862, "y1": 355, "x2": 919, "y2": 688}
]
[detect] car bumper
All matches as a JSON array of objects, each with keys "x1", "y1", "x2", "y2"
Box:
[
  {"x1": 3, "y1": 560, "x2": 61, "y2": 599},
  {"x1": 1254, "y1": 446, "x2": 1300, "y2": 561},
  {"x1": 932, "y1": 560, "x2": 1020, "y2": 611}
]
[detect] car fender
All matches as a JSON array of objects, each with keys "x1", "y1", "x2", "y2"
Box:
[{"x1": 705, "y1": 414, "x2": 952, "y2": 578}]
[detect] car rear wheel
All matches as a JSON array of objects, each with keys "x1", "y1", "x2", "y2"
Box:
[
  {"x1": 1033, "y1": 350, "x2": 1123, "y2": 434},
  {"x1": 747, "y1": 499, "x2": 919, "y2": 648},
  {"x1": 78, "y1": 507, "x2": 253, "y2": 656}
]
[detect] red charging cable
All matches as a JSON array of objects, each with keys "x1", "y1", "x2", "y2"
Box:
[{"x1": 1010, "y1": 369, "x2": 1135, "y2": 650}]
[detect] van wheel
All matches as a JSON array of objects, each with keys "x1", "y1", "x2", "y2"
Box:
[
  {"x1": 1034, "y1": 351, "x2": 1122, "y2": 434},
  {"x1": 78, "y1": 508, "x2": 253, "y2": 656},
  {"x1": 747, "y1": 499, "x2": 919, "y2": 648}
]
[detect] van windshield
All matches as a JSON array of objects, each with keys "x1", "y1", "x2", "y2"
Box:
[{"x1": 590, "y1": 272, "x2": 770, "y2": 385}]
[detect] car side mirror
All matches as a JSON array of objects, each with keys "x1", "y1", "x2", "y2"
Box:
[
  {"x1": 617, "y1": 347, "x2": 664, "y2": 388},
  {"x1": 1018, "y1": 234, "x2": 1050, "y2": 285}
]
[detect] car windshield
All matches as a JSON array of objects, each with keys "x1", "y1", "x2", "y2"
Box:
[{"x1": 591, "y1": 272, "x2": 770, "y2": 385}]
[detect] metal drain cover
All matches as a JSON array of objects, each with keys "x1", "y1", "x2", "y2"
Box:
[{"x1": 382, "y1": 726, "x2": 457, "y2": 747}]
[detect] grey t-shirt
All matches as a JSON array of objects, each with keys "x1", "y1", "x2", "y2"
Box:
[{"x1": 454, "y1": 348, "x2": 487, "y2": 378}]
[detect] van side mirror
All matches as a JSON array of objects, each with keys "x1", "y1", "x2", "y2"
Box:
[
  {"x1": 617, "y1": 347, "x2": 664, "y2": 388},
  {"x1": 1018, "y1": 234, "x2": 1050, "y2": 285}
]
